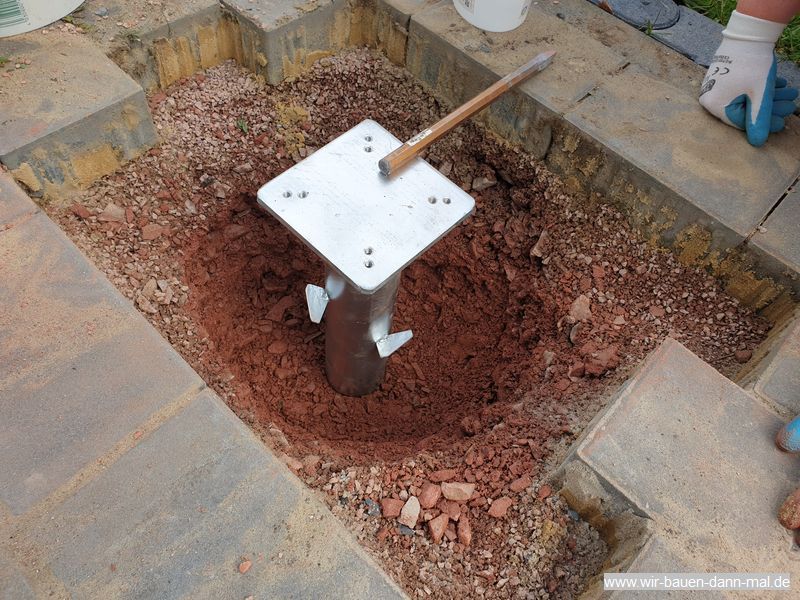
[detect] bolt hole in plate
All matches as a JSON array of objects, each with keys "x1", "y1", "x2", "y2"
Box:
[{"x1": 257, "y1": 120, "x2": 475, "y2": 292}]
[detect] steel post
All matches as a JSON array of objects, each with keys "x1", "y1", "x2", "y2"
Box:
[{"x1": 323, "y1": 269, "x2": 400, "y2": 396}]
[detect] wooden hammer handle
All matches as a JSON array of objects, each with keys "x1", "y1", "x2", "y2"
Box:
[{"x1": 378, "y1": 50, "x2": 555, "y2": 177}]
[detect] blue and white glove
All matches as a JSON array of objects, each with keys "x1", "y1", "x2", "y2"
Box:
[
  {"x1": 699, "y1": 10, "x2": 798, "y2": 147},
  {"x1": 777, "y1": 414, "x2": 800, "y2": 453}
]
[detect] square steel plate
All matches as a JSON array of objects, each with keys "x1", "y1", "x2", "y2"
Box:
[{"x1": 256, "y1": 120, "x2": 475, "y2": 292}]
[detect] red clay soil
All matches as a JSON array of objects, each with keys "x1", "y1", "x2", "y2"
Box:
[
  {"x1": 50, "y1": 50, "x2": 771, "y2": 598},
  {"x1": 183, "y1": 188, "x2": 571, "y2": 462}
]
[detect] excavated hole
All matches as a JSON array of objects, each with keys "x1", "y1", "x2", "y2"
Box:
[{"x1": 50, "y1": 49, "x2": 771, "y2": 598}]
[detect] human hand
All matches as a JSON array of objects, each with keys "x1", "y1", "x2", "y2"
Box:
[
  {"x1": 777, "y1": 414, "x2": 800, "y2": 453},
  {"x1": 699, "y1": 10, "x2": 798, "y2": 146}
]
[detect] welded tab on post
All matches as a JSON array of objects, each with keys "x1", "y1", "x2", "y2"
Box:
[
  {"x1": 376, "y1": 330, "x2": 413, "y2": 358},
  {"x1": 305, "y1": 284, "x2": 329, "y2": 324}
]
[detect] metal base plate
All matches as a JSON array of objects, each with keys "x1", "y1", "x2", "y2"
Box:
[{"x1": 256, "y1": 120, "x2": 474, "y2": 292}]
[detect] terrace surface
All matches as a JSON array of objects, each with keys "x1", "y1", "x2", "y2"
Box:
[
  {"x1": 0, "y1": 173, "x2": 405, "y2": 598},
  {"x1": 1, "y1": 0, "x2": 800, "y2": 597}
]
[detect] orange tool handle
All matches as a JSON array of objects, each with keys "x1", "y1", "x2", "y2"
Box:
[{"x1": 378, "y1": 50, "x2": 555, "y2": 177}]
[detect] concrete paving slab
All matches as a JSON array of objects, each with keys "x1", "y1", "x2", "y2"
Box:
[
  {"x1": 0, "y1": 31, "x2": 157, "y2": 197},
  {"x1": 573, "y1": 338, "x2": 800, "y2": 574},
  {"x1": 607, "y1": 535, "x2": 724, "y2": 599},
  {"x1": 361, "y1": 0, "x2": 438, "y2": 65},
  {"x1": 752, "y1": 187, "x2": 800, "y2": 277},
  {"x1": 589, "y1": 0, "x2": 679, "y2": 30},
  {"x1": 405, "y1": 0, "x2": 630, "y2": 160},
  {"x1": 533, "y1": 0, "x2": 703, "y2": 97},
  {"x1": 0, "y1": 548, "x2": 35, "y2": 600},
  {"x1": 77, "y1": 0, "x2": 243, "y2": 91},
  {"x1": 653, "y1": 5, "x2": 721, "y2": 68},
  {"x1": 0, "y1": 171, "x2": 38, "y2": 228},
  {"x1": 78, "y1": 0, "x2": 221, "y2": 50},
  {"x1": 409, "y1": 1, "x2": 628, "y2": 115},
  {"x1": 564, "y1": 63, "x2": 800, "y2": 239},
  {"x1": 754, "y1": 316, "x2": 800, "y2": 415},
  {"x1": 11, "y1": 390, "x2": 405, "y2": 599},
  {"x1": 0, "y1": 212, "x2": 203, "y2": 515},
  {"x1": 223, "y1": 0, "x2": 353, "y2": 84}
]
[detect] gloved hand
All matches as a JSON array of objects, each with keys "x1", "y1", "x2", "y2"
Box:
[
  {"x1": 777, "y1": 414, "x2": 800, "y2": 453},
  {"x1": 699, "y1": 10, "x2": 798, "y2": 147}
]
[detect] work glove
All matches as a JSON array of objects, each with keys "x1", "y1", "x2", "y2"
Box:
[
  {"x1": 777, "y1": 414, "x2": 800, "y2": 453},
  {"x1": 699, "y1": 10, "x2": 798, "y2": 147}
]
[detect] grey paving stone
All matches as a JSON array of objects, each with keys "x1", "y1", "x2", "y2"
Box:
[
  {"x1": 589, "y1": 0, "x2": 679, "y2": 30},
  {"x1": 608, "y1": 535, "x2": 724, "y2": 599},
  {"x1": 0, "y1": 548, "x2": 35, "y2": 600},
  {"x1": 0, "y1": 30, "x2": 156, "y2": 196},
  {"x1": 0, "y1": 171, "x2": 38, "y2": 228},
  {"x1": 409, "y1": 1, "x2": 628, "y2": 114},
  {"x1": 15, "y1": 391, "x2": 405, "y2": 599},
  {"x1": 367, "y1": 0, "x2": 437, "y2": 65},
  {"x1": 565, "y1": 62, "x2": 800, "y2": 238},
  {"x1": 574, "y1": 338, "x2": 800, "y2": 574},
  {"x1": 754, "y1": 316, "x2": 800, "y2": 414},
  {"x1": 535, "y1": 0, "x2": 703, "y2": 97},
  {"x1": 79, "y1": 0, "x2": 221, "y2": 50},
  {"x1": 79, "y1": 0, "x2": 235, "y2": 91},
  {"x1": 223, "y1": 0, "x2": 353, "y2": 84},
  {"x1": 752, "y1": 186, "x2": 800, "y2": 277},
  {"x1": 406, "y1": 0, "x2": 629, "y2": 159},
  {"x1": 653, "y1": 6, "x2": 722, "y2": 68},
  {"x1": 0, "y1": 212, "x2": 203, "y2": 515}
]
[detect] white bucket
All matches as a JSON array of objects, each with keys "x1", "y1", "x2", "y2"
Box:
[
  {"x1": 0, "y1": 0, "x2": 84, "y2": 38},
  {"x1": 453, "y1": 0, "x2": 532, "y2": 33}
]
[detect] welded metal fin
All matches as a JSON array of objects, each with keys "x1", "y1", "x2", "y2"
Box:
[
  {"x1": 305, "y1": 284, "x2": 329, "y2": 324},
  {"x1": 376, "y1": 330, "x2": 413, "y2": 358}
]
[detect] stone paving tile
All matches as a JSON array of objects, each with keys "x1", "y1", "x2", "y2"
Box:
[
  {"x1": 575, "y1": 338, "x2": 800, "y2": 574},
  {"x1": 653, "y1": 6, "x2": 722, "y2": 68},
  {"x1": 79, "y1": 0, "x2": 235, "y2": 91},
  {"x1": 0, "y1": 30, "x2": 156, "y2": 195},
  {"x1": 0, "y1": 547, "x2": 35, "y2": 600},
  {"x1": 754, "y1": 316, "x2": 800, "y2": 415},
  {"x1": 223, "y1": 0, "x2": 352, "y2": 84},
  {"x1": 752, "y1": 186, "x2": 800, "y2": 277},
  {"x1": 367, "y1": 0, "x2": 437, "y2": 65},
  {"x1": 565, "y1": 63, "x2": 800, "y2": 238},
  {"x1": 608, "y1": 535, "x2": 724, "y2": 599},
  {"x1": 79, "y1": 0, "x2": 220, "y2": 49},
  {"x1": 0, "y1": 212, "x2": 202, "y2": 515},
  {"x1": 533, "y1": 0, "x2": 703, "y2": 97},
  {"x1": 410, "y1": 0, "x2": 800, "y2": 247},
  {"x1": 588, "y1": 0, "x2": 679, "y2": 30},
  {"x1": 12, "y1": 391, "x2": 404, "y2": 599},
  {"x1": 409, "y1": 1, "x2": 628, "y2": 115},
  {"x1": 0, "y1": 171, "x2": 38, "y2": 228}
]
